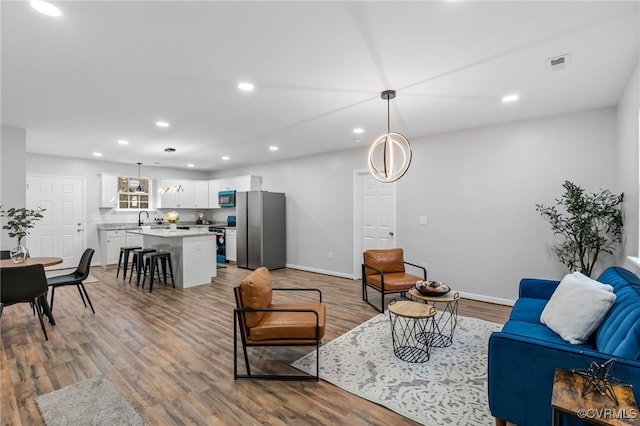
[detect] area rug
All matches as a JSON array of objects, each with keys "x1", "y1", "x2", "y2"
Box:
[
  {"x1": 291, "y1": 313, "x2": 502, "y2": 426},
  {"x1": 46, "y1": 268, "x2": 99, "y2": 283},
  {"x1": 36, "y1": 376, "x2": 146, "y2": 426}
]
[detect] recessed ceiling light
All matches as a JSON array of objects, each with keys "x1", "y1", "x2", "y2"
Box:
[
  {"x1": 269, "y1": 146, "x2": 279, "y2": 151},
  {"x1": 238, "y1": 82, "x2": 255, "y2": 91},
  {"x1": 117, "y1": 140, "x2": 129, "y2": 145},
  {"x1": 92, "y1": 152, "x2": 103, "y2": 157},
  {"x1": 353, "y1": 128, "x2": 364, "y2": 134},
  {"x1": 221, "y1": 156, "x2": 230, "y2": 161},
  {"x1": 187, "y1": 164, "x2": 195, "y2": 168},
  {"x1": 30, "y1": 1, "x2": 62, "y2": 17},
  {"x1": 156, "y1": 121, "x2": 170, "y2": 128},
  {"x1": 501, "y1": 94, "x2": 519, "y2": 103}
]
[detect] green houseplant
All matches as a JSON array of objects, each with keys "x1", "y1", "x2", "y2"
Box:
[
  {"x1": 0, "y1": 206, "x2": 46, "y2": 263},
  {"x1": 535, "y1": 181, "x2": 623, "y2": 277}
]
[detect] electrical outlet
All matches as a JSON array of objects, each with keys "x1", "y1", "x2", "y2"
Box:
[
  {"x1": 419, "y1": 216, "x2": 428, "y2": 225},
  {"x1": 328, "y1": 251, "x2": 333, "y2": 259}
]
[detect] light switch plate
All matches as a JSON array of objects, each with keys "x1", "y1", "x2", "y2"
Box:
[{"x1": 419, "y1": 216, "x2": 427, "y2": 225}]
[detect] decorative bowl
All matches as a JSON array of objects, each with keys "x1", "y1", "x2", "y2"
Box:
[{"x1": 415, "y1": 280, "x2": 450, "y2": 296}]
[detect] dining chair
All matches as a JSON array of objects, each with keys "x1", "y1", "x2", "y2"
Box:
[
  {"x1": 47, "y1": 248, "x2": 96, "y2": 314},
  {"x1": 0, "y1": 264, "x2": 50, "y2": 340}
]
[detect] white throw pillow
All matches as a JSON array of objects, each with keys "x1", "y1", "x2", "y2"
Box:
[
  {"x1": 571, "y1": 271, "x2": 614, "y2": 292},
  {"x1": 540, "y1": 274, "x2": 616, "y2": 344}
]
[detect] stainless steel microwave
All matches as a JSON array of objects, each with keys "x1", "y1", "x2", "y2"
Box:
[{"x1": 219, "y1": 190, "x2": 236, "y2": 207}]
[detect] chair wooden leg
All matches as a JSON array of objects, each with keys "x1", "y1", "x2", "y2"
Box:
[
  {"x1": 80, "y1": 283, "x2": 95, "y2": 314},
  {"x1": 495, "y1": 418, "x2": 507, "y2": 426}
]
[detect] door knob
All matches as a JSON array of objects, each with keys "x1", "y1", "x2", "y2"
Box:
[{"x1": 389, "y1": 232, "x2": 394, "y2": 236}]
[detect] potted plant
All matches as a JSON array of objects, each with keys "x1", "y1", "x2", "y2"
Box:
[
  {"x1": 536, "y1": 181, "x2": 623, "y2": 277},
  {"x1": 0, "y1": 206, "x2": 46, "y2": 263}
]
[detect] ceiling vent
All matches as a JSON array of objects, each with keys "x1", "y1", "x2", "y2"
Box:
[{"x1": 546, "y1": 53, "x2": 571, "y2": 72}]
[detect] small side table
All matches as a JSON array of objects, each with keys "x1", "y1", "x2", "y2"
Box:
[
  {"x1": 551, "y1": 368, "x2": 639, "y2": 426},
  {"x1": 408, "y1": 287, "x2": 460, "y2": 347},
  {"x1": 388, "y1": 300, "x2": 437, "y2": 363}
]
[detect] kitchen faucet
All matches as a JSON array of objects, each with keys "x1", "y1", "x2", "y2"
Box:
[{"x1": 138, "y1": 210, "x2": 149, "y2": 226}]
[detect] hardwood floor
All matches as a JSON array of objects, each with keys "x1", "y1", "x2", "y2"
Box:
[{"x1": 1, "y1": 264, "x2": 511, "y2": 425}]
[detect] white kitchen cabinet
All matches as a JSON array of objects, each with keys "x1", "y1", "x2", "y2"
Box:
[
  {"x1": 194, "y1": 182, "x2": 209, "y2": 209},
  {"x1": 208, "y1": 180, "x2": 220, "y2": 209},
  {"x1": 226, "y1": 228, "x2": 237, "y2": 262},
  {"x1": 217, "y1": 175, "x2": 262, "y2": 193},
  {"x1": 105, "y1": 230, "x2": 126, "y2": 265},
  {"x1": 99, "y1": 174, "x2": 119, "y2": 208},
  {"x1": 158, "y1": 179, "x2": 195, "y2": 208}
]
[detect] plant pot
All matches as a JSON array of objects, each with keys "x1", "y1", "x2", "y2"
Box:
[
  {"x1": 169, "y1": 223, "x2": 177, "y2": 231},
  {"x1": 10, "y1": 238, "x2": 29, "y2": 263}
]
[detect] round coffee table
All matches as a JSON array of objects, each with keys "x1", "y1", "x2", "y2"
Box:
[
  {"x1": 409, "y1": 287, "x2": 460, "y2": 347},
  {"x1": 388, "y1": 299, "x2": 437, "y2": 363}
]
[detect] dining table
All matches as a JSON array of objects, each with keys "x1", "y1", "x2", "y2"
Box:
[{"x1": 0, "y1": 256, "x2": 63, "y2": 325}]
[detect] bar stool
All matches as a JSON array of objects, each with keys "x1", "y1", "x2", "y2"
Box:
[
  {"x1": 129, "y1": 248, "x2": 157, "y2": 286},
  {"x1": 141, "y1": 251, "x2": 175, "y2": 293},
  {"x1": 116, "y1": 246, "x2": 142, "y2": 280}
]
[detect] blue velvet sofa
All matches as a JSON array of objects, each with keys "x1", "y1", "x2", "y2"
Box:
[{"x1": 488, "y1": 266, "x2": 640, "y2": 426}]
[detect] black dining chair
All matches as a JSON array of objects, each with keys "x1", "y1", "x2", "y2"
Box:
[
  {"x1": 0, "y1": 264, "x2": 50, "y2": 340},
  {"x1": 47, "y1": 248, "x2": 96, "y2": 314}
]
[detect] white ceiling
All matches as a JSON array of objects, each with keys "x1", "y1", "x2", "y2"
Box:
[{"x1": 2, "y1": 1, "x2": 639, "y2": 172}]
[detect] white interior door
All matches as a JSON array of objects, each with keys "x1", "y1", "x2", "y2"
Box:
[
  {"x1": 26, "y1": 175, "x2": 85, "y2": 269},
  {"x1": 353, "y1": 170, "x2": 397, "y2": 278}
]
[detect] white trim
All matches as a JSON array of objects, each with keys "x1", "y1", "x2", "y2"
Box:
[
  {"x1": 457, "y1": 291, "x2": 515, "y2": 307},
  {"x1": 286, "y1": 263, "x2": 354, "y2": 280}
]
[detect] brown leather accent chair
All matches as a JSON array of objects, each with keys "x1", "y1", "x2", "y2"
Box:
[
  {"x1": 362, "y1": 248, "x2": 427, "y2": 312},
  {"x1": 233, "y1": 267, "x2": 326, "y2": 380}
]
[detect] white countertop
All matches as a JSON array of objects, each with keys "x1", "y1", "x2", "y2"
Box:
[{"x1": 127, "y1": 228, "x2": 215, "y2": 238}]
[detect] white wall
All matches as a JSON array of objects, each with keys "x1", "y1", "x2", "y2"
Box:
[
  {"x1": 617, "y1": 62, "x2": 640, "y2": 272},
  {"x1": 1, "y1": 125, "x2": 27, "y2": 250},
  {"x1": 212, "y1": 107, "x2": 620, "y2": 302}
]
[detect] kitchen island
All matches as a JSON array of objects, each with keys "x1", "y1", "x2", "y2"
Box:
[{"x1": 127, "y1": 228, "x2": 216, "y2": 288}]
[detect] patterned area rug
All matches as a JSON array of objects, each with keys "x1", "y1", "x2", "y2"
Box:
[
  {"x1": 292, "y1": 313, "x2": 502, "y2": 426},
  {"x1": 36, "y1": 376, "x2": 146, "y2": 426}
]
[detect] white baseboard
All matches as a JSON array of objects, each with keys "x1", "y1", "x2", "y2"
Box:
[
  {"x1": 285, "y1": 263, "x2": 354, "y2": 280},
  {"x1": 458, "y1": 291, "x2": 515, "y2": 307}
]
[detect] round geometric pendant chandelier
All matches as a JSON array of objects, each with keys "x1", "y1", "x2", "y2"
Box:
[{"x1": 368, "y1": 90, "x2": 412, "y2": 183}]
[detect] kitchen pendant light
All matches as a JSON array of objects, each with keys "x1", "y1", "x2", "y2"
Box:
[
  {"x1": 135, "y1": 162, "x2": 144, "y2": 192},
  {"x1": 368, "y1": 90, "x2": 412, "y2": 183}
]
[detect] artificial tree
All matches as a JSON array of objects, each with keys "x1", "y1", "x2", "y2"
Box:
[
  {"x1": 0, "y1": 206, "x2": 46, "y2": 262},
  {"x1": 536, "y1": 181, "x2": 623, "y2": 277}
]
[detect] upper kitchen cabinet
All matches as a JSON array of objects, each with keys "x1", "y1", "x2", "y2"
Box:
[
  {"x1": 208, "y1": 180, "x2": 220, "y2": 209},
  {"x1": 218, "y1": 175, "x2": 262, "y2": 192},
  {"x1": 194, "y1": 181, "x2": 209, "y2": 209},
  {"x1": 157, "y1": 179, "x2": 195, "y2": 208},
  {"x1": 99, "y1": 173, "x2": 150, "y2": 209},
  {"x1": 99, "y1": 174, "x2": 118, "y2": 208}
]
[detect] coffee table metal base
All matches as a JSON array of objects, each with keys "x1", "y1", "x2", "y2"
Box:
[{"x1": 388, "y1": 300, "x2": 437, "y2": 363}]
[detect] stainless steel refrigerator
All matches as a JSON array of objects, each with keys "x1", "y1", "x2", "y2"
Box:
[{"x1": 236, "y1": 191, "x2": 286, "y2": 270}]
